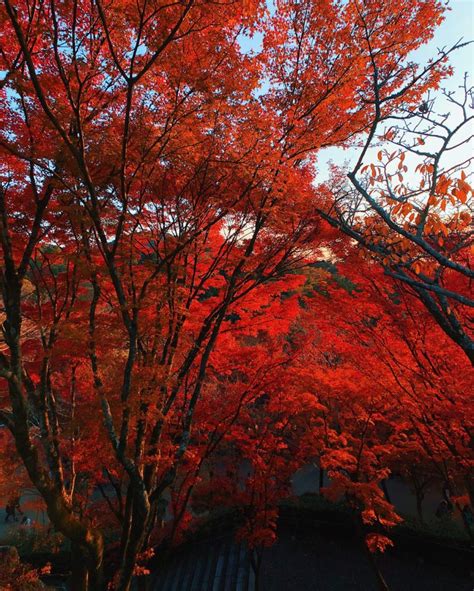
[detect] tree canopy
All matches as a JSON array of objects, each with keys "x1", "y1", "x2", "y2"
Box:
[{"x1": 0, "y1": 0, "x2": 472, "y2": 589}]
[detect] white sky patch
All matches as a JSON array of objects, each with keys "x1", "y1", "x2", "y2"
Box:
[{"x1": 315, "y1": 0, "x2": 474, "y2": 183}]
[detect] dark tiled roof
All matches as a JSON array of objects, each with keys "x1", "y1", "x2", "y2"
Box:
[
  {"x1": 152, "y1": 536, "x2": 255, "y2": 591},
  {"x1": 151, "y1": 522, "x2": 473, "y2": 591}
]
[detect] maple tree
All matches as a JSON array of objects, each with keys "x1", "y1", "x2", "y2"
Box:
[
  {"x1": 168, "y1": 248, "x2": 473, "y2": 588},
  {"x1": 298, "y1": 255, "x2": 472, "y2": 524},
  {"x1": 320, "y1": 62, "x2": 473, "y2": 363},
  {"x1": 0, "y1": 0, "x2": 469, "y2": 589},
  {"x1": 270, "y1": 253, "x2": 473, "y2": 589}
]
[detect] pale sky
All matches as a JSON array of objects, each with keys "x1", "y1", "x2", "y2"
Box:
[
  {"x1": 421, "y1": 0, "x2": 474, "y2": 80},
  {"x1": 316, "y1": 0, "x2": 474, "y2": 180}
]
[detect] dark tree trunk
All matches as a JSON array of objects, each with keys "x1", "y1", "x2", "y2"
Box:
[
  {"x1": 465, "y1": 474, "x2": 474, "y2": 510},
  {"x1": 70, "y1": 544, "x2": 89, "y2": 591},
  {"x1": 381, "y1": 479, "x2": 391, "y2": 504},
  {"x1": 116, "y1": 499, "x2": 149, "y2": 591},
  {"x1": 119, "y1": 486, "x2": 134, "y2": 559},
  {"x1": 354, "y1": 513, "x2": 390, "y2": 591},
  {"x1": 365, "y1": 544, "x2": 390, "y2": 591},
  {"x1": 416, "y1": 491, "x2": 425, "y2": 524},
  {"x1": 250, "y1": 547, "x2": 264, "y2": 591},
  {"x1": 318, "y1": 466, "x2": 324, "y2": 493},
  {"x1": 460, "y1": 510, "x2": 474, "y2": 543}
]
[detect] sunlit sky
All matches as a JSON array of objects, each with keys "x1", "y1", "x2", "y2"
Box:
[
  {"x1": 421, "y1": 0, "x2": 474, "y2": 78},
  {"x1": 316, "y1": 0, "x2": 474, "y2": 178}
]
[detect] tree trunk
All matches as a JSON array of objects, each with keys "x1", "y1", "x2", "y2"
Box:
[
  {"x1": 365, "y1": 544, "x2": 390, "y2": 591},
  {"x1": 70, "y1": 541, "x2": 104, "y2": 591},
  {"x1": 250, "y1": 547, "x2": 263, "y2": 591},
  {"x1": 2, "y1": 303, "x2": 104, "y2": 589},
  {"x1": 381, "y1": 479, "x2": 391, "y2": 504},
  {"x1": 416, "y1": 491, "x2": 424, "y2": 524},
  {"x1": 10, "y1": 418, "x2": 104, "y2": 590},
  {"x1": 119, "y1": 486, "x2": 134, "y2": 559},
  {"x1": 354, "y1": 513, "x2": 390, "y2": 591},
  {"x1": 87, "y1": 547, "x2": 104, "y2": 591},
  {"x1": 116, "y1": 500, "x2": 149, "y2": 591},
  {"x1": 70, "y1": 544, "x2": 89, "y2": 591},
  {"x1": 454, "y1": 501, "x2": 474, "y2": 544},
  {"x1": 465, "y1": 474, "x2": 474, "y2": 510}
]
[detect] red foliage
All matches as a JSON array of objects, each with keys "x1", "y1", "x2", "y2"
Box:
[{"x1": 1, "y1": 0, "x2": 470, "y2": 584}]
